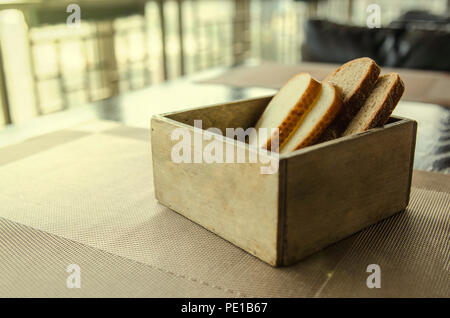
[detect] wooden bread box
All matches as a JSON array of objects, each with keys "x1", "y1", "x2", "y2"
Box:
[{"x1": 151, "y1": 95, "x2": 417, "y2": 266}]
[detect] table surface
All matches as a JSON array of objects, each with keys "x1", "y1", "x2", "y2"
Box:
[
  {"x1": 0, "y1": 64, "x2": 449, "y2": 297},
  {"x1": 1, "y1": 67, "x2": 450, "y2": 173}
]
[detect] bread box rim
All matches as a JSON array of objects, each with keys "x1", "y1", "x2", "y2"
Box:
[{"x1": 152, "y1": 94, "x2": 416, "y2": 160}]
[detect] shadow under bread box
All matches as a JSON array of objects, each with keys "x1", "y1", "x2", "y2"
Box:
[{"x1": 150, "y1": 95, "x2": 417, "y2": 267}]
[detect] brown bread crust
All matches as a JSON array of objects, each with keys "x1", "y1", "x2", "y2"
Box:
[
  {"x1": 344, "y1": 73, "x2": 405, "y2": 136},
  {"x1": 292, "y1": 83, "x2": 343, "y2": 150},
  {"x1": 317, "y1": 58, "x2": 381, "y2": 142},
  {"x1": 366, "y1": 73, "x2": 405, "y2": 130}
]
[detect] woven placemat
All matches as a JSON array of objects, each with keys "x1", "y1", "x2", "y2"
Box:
[{"x1": 0, "y1": 121, "x2": 448, "y2": 297}]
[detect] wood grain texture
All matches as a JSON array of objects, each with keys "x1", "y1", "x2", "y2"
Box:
[
  {"x1": 164, "y1": 95, "x2": 273, "y2": 134},
  {"x1": 151, "y1": 111, "x2": 280, "y2": 265},
  {"x1": 280, "y1": 117, "x2": 417, "y2": 265}
]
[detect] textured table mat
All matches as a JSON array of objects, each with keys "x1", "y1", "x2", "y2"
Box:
[
  {"x1": 0, "y1": 120, "x2": 448, "y2": 297},
  {"x1": 199, "y1": 62, "x2": 450, "y2": 107}
]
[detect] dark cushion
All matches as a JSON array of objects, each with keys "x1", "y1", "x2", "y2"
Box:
[{"x1": 302, "y1": 16, "x2": 450, "y2": 72}]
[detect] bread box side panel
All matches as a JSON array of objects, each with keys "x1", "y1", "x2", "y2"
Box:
[
  {"x1": 281, "y1": 119, "x2": 417, "y2": 265},
  {"x1": 164, "y1": 95, "x2": 273, "y2": 133},
  {"x1": 151, "y1": 115, "x2": 280, "y2": 266}
]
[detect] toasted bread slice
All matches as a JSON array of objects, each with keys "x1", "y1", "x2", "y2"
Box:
[
  {"x1": 280, "y1": 82, "x2": 343, "y2": 154},
  {"x1": 249, "y1": 73, "x2": 321, "y2": 151},
  {"x1": 318, "y1": 57, "x2": 381, "y2": 141},
  {"x1": 343, "y1": 73, "x2": 405, "y2": 136}
]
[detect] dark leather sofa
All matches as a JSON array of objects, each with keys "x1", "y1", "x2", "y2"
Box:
[{"x1": 301, "y1": 11, "x2": 450, "y2": 72}]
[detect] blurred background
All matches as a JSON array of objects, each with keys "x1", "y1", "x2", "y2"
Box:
[{"x1": 0, "y1": 0, "x2": 449, "y2": 127}]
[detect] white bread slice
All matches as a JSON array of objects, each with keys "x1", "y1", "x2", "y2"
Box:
[
  {"x1": 281, "y1": 82, "x2": 343, "y2": 154},
  {"x1": 318, "y1": 57, "x2": 381, "y2": 141},
  {"x1": 249, "y1": 73, "x2": 321, "y2": 151},
  {"x1": 343, "y1": 73, "x2": 405, "y2": 136}
]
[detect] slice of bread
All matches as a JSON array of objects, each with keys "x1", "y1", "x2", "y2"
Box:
[
  {"x1": 318, "y1": 57, "x2": 381, "y2": 141},
  {"x1": 281, "y1": 82, "x2": 343, "y2": 154},
  {"x1": 343, "y1": 73, "x2": 405, "y2": 136},
  {"x1": 249, "y1": 73, "x2": 321, "y2": 151}
]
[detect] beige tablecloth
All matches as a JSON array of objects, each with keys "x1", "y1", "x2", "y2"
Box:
[
  {"x1": 0, "y1": 120, "x2": 448, "y2": 297},
  {"x1": 200, "y1": 62, "x2": 450, "y2": 107}
]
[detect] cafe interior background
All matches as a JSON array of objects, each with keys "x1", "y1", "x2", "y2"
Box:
[{"x1": 0, "y1": 0, "x2": 448, "y2": 125}]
